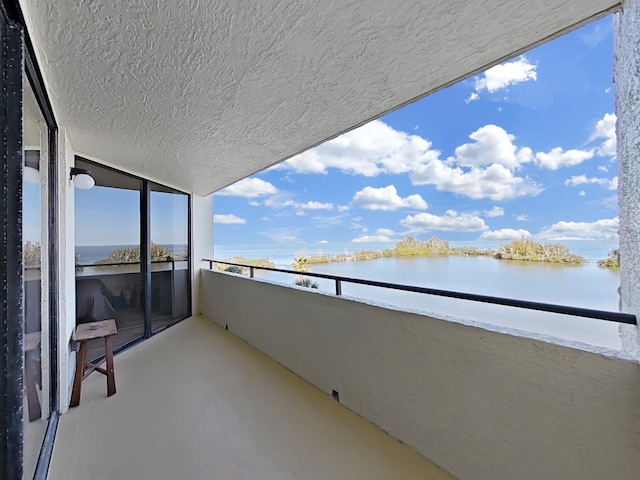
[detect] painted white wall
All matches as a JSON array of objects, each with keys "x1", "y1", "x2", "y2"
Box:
[
  {"x1": 616, "y1": 0, "x2": 640, "y2": 359},
  {"x1": 191, "y1": 194, "x2": 214, "y2": 316},
  {"x1": 56, "y1": 128, "x2": 77, "y2": 413},
  {"x1": 201, "y1": 271, "x2": 640, "y2": 480}
]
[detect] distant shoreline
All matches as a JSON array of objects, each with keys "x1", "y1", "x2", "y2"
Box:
[
  {"x1": 217, "y1": 236, "x2": 607, "y2": 272},
  {"x1": 291, "y1": 236, "x2": 588, "y2": 270}
]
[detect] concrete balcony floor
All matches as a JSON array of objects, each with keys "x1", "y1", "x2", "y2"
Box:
[{"x1": 50, "y1": 315, "x2": 452, "y2": 480}]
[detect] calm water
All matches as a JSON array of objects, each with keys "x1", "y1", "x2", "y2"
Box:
[
  {"x1": 76, "y1": 244, "x2": 188, "y2": 264},
  {"x1": 214, "y1": 241, "x2": 624, "y2": 350}
]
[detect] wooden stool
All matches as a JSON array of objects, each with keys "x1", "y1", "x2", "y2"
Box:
[{"x1": 70, "y1": 319, "x2": 118, "y2": 407}]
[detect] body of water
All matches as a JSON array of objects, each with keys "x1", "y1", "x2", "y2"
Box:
[
  {"x1": 76, "y1": 244, "x2": 188, "y2": 264},
  {"x1": 214, "y1": 241, "x2": 624, "y2": 350}
]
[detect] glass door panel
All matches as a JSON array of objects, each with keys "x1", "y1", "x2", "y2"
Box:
[
  {"x1": 150, "y1": 184, "x2": 190, "y2": 332},
  {"x1": 75, "y1": 159, "x2": 144, "y2": 360},
  {"x1": 23, "y1": 75, "x2": 48, "y2": 479}
]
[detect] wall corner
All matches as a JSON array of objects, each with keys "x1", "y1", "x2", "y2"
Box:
[{"x1": 615, "y1": 0, "x2": 640, "y2": 360}]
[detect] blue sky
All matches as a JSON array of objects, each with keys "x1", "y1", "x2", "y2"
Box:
[
  {"x1": 214, "y1": 17, "x2": 618, "y2": 246},
  {"x1": 75, "y1": 187, "x2": 188, "y2": 246}
]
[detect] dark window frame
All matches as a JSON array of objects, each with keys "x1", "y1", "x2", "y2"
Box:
[
  {"x1": 1, "y1": 7, "x2": 26, "y2": 479},
  {"x1": 1, "y1": 1, "x2": 60, "y2": 478},
  {"x1": 75, "y1": 156, "x2": 193, "y2": 345}
]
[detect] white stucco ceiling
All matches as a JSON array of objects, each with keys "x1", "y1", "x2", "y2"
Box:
[{"x1": 21, "y1": 0, "x2": 618, "y2": 195}]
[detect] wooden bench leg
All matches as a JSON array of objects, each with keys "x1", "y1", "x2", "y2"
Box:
[
  {"x1": 70, "y1": 340, "x2": 87, "y2": 407},
  {"x1": 105, "y1": 336, "x2": 116, "y2": 397}
]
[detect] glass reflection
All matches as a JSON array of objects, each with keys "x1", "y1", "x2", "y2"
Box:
[
  {"x1": 23, "y1": 75, "x2": 48, "y2": 479},
  {"x1": 74, "y1": 159, "x2": 144, "y2": 360},
  {"x1": 151, "y1": 185, "x2": 190, "y2": 332}
]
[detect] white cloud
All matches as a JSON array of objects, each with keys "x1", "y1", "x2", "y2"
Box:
[
  {"x1": 578, "y1": 22, "x2": 611, "y2": 48},
  {"x1": 465, "y1": 92, "x2": 479, "y2": 103},
  {"x1": 409, "y1": 124, "x2": 543, "y2": 201},
  {"x1": 298, "y1": 201, "x2": 334, "y2": 210},
  {"x1": 453, "y1": 125, "x2": 533, "y2": 169},
  {"x1": 599, "y1": 195, "x2": 618, "y2": 210},
  {"x1": 480, "y1": 228, "x2": 531, "y2": 240},
  {"x1": 276, "y1": 119, "x2": 544, "y2": 201},
  {"x1": 349, "y1": 216, "x2": 364, "y2": 230},
  {"x1": 472, "y1": 56, "x2": 537, "y2": 96},
  {"x1": 262, "y1": 227, "x2": 301, "y2": 242},
  {"x1": 295, "y1": 211, "x2": 305, "y2": 216},
  {"x1": 484, "y1": 206, "x2": 504, "y2": 217},
  {"x1": 352, "y1": 235, "x2": 393, "y2": 243},
  {"x1": 216, "y1": 177, "x2": 277, "y2": 198},
  {"x1": 565, "y1": 175, "x2": 618, "y2": 190},
  {"x1": 352, "y1": 228, "x2": 397, "y2": 243},
  {"x1": 248, "y1": 200, "x2": 260, "y2": 206},
  {"x1": 579, "y1": 190, "x2": 586, "y2": 196},
  {"x1": 411, "y1": 161, "x2": 543, "y2": 201},
  {"x1": 400, "y1": 210, "x2": 488, "y2": 233},
  {"x1": 352, "y1": 185, "x2": 428, "y2": 211},
  {"x1": 592, "y1": 113, "x2": 616, "y2": 158},
  {"x1": 276, "y1": 120, "x2": 439, "y2": 176},
  {"x1": 537, "y1": 217, "x2": 619, "y2": 241},
  {"x1": 337, "y1": 205, "x2": 350, "y2": 212},
  {"x1": 535, "y1": 147, "x2": 594, "y2": 170},
  {"x1": 213, "y1": 214, "x2": 246, "y2": 225},
  {"x1": 317, "y1": 240, "x2": 328, "y2": 244},
  {"x1": 264, "y1": 195, "x2": 334, "y2": 211},
  {"x1": 515, "y1": 214, "x2": 530, "y2": 221},
  {"x1": 311, "y1": 213, "x2": 350, "y2": 229},
  {"x1": 598, "y1": 165, "x2": 609, "y2": 172}
]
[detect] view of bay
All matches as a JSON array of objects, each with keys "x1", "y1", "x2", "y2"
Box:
[
  {"x1": 75, "y1": 244, "x2": 188, "y2": 265},
  {"x1": 214, "y1": 241, "x2": 623, "y2": 350}
]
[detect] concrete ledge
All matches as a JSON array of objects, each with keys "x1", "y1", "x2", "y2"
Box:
[{"x1": 202, "y1": 270, "x2": 640, "y2": 480}]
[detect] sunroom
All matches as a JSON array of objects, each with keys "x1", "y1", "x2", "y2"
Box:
[{"x1": 1, "y1": 1, "x2": 639, "y2": 479}]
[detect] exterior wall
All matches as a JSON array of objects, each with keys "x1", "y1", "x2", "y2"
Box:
[
  {"x1": 616, "y1": 0, "x2": 640, "y2": 358},
  {"x1": 37, "y1": 120, "x2": 51, "y2": 417},
  {"x1": 201, "y1": 271, "x2": 640, "y2": 480},
  {"x1": 56, "y1": 128, "x2": 76, "y2": 412},
  {"x1": 191, "y1": 193, "x2": 213, "y2": 316}
]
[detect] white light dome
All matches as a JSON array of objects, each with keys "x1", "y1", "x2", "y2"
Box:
[
  {"x1": 23, "y1": 166, "x2": 40, "y2": 184},
  {"x1": 73, "y1": 173, "x2": 95, "y2": 190}
]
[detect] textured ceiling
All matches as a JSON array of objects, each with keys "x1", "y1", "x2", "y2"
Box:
[{"x1": 21, "y1": 0, "x2": 617, "y2": 195}]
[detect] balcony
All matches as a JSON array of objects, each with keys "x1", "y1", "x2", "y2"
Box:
[
  {"x1": 50, "y1": 315, "x2": 451, "y2": 480},
  {"x1": 50, "y1": 269, "x2": 640, "y2": 480}
]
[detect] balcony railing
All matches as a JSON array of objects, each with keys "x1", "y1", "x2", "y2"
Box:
[{"x1": 205, "y1": 259, "x2": 637, "y2": 325}]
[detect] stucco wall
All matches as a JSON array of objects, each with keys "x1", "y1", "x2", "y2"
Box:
[
  {"x1": 616, "y1": 0, "x2": 640, "y2": 357},
  {"x1": 201, "y1": 271, "x2": 640, "y2": 480},
  {"x1": 191, "y1": 194, "x2": 213, "y2": 316},
  {"x1": 56, "y1": 128, "x2": 77, "y2": 413}
]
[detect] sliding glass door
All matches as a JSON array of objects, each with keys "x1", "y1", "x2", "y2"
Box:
[
  {"x1": 150, "y1": 183, "x2": 191, "y2": 333},
  {"x1": 2, "y1": 7, "x2": 59, "y2": 477},
  {"x1": 74, "y1": 159, "x2": 191, "y2": 359},
  {"x1": 22, "y1": 67, "x2": 50, "y2": 480},
  {"x1": 74, "y1": 159, "x2": 144, "y2": 358}
]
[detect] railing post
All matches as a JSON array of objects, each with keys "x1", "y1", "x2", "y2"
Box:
[
  {"x1": 208, "y1": 260, "x2": 213, "y2": 269},
  {"x1": 335, "y1": 279, "x2": 342, "y2": 296},
  {"x1": 250, "y1": 266, "x2": 254, "y2": 278}
]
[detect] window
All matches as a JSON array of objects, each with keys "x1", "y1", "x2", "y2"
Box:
[{"x1": 74, "y1": 159, "x2": 191, "y2": 359}]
